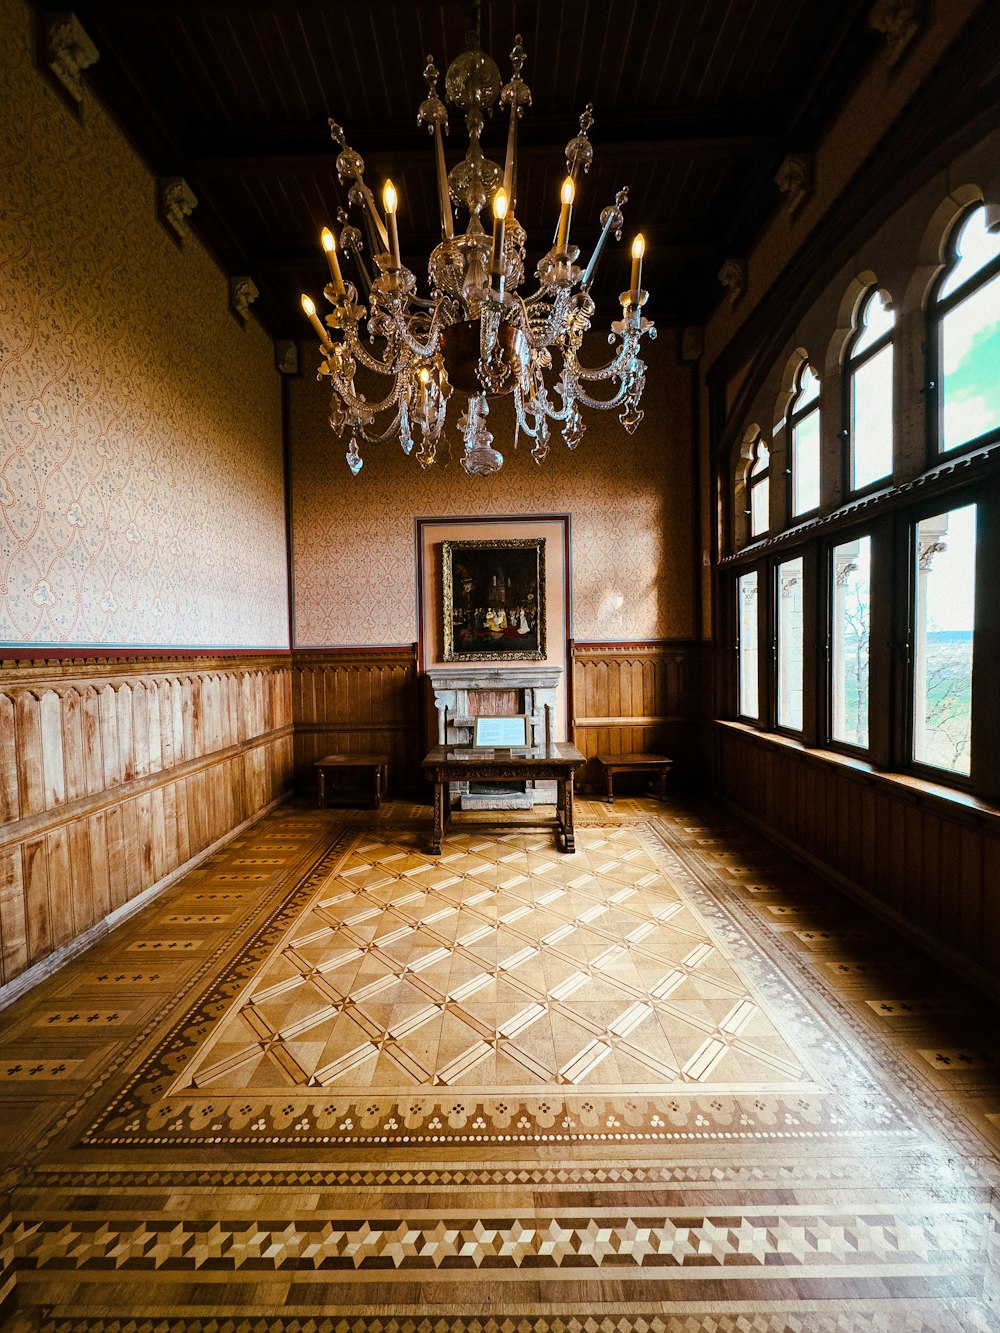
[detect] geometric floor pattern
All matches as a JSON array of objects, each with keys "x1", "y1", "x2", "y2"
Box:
[{"x1": 0, "y1": 797, "x2": 998, "y2": 1330}]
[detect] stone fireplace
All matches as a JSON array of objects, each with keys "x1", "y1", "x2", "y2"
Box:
[{"x1": 426, "y1": 666, "x2": 562, "y2": 808}]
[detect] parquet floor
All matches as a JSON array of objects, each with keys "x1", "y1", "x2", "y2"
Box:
[{"x1": 0, "y1": 795, "x2": 998, "y2": 1332}]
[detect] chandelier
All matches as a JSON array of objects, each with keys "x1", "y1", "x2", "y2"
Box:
[{"x1": 300, "y1": 32, "x2": 655, "y2": 476}]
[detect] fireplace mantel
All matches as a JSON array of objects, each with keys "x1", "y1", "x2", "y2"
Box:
[{"x1": 425, "y1": 666, "x2": 563, "y2": 807}]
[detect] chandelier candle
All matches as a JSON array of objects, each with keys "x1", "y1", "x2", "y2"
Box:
[
  {"x1": 299, "y1": 295, "x2": 331, "y2": 347},
  {"x1": 383, "y1": 180, "x2": 401, "y2": 270},
  {"x1": 491, "y1": 188, "x2": 508, "y2": 288},
  {"x1": 321, "y1": 227, "x2": 346, "y2": 298},
  {"x1": 556, "y1": 177, "x2": 574, "y2": 251},
  {"x1": 305, "y1": 33, "x2": 656, "y2": 475},
  {"x1": 630, "y1": 234, "x2": 645, "y2": 295}
]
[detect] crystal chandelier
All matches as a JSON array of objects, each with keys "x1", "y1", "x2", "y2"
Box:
[{"x1": 300, "y1": 32, "x2": 655, "y2": 477}]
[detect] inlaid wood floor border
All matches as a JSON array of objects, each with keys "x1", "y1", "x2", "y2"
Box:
[{"x1": 0, "y1": 798, "x2": 997, "y2": 1330}]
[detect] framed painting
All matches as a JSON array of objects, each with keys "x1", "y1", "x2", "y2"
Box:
[{"x1": 442, "y1": 538, "x2": 546, "y2": 661}]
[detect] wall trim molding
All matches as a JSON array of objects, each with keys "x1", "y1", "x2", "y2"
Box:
[{"x1": 0, "y1": 654, "x2": 293, "y2": 686}]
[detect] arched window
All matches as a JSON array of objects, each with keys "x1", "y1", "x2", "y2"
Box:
[
  {"x1": 845, "y1": 288, "x2": 894, "y2": 491},
  {"x1": 930, "y1": 204, "x2": 1000, "y2": 453},
  {"x1": 788, "y1": 362, "x2": 820, "y2": 517},
  {"x1": 747, "y1": 436, "x2": 770, "y2": 537}
]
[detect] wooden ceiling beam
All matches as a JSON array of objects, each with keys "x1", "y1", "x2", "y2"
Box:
[{"x1": 185, "y1": 107, "x2": 783, "y2": 173}]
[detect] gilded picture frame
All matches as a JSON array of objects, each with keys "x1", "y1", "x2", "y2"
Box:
[{"x1": 442, "y1": 538, "x2": 546, "y2": 661}]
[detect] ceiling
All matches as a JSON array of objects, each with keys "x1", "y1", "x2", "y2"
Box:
[{"x1": 51, "y1": 0, "x2": 882, "y2": 339}]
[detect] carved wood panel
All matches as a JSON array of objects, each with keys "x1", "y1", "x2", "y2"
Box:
[
  {"x1": 291, "y1": 649, "x2": 420, "y2": 793},
  {"x1": 714, "y1": 722, "x2": 1000, "y2": 986},
  {"x1": 571, "y1": 641, "x2": 698, "y2": 790},
  {"x1": 0, "y1": 657, "x2": 294, "y2": 995}
]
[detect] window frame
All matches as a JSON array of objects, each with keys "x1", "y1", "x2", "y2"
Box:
[
  {"x1": 842, "y1": 287, "x2": 895, "y2": 497},
  {"x1": 773, "y1": 552, "x2": 805, "y2": 737},
  {"x1": 746, "y1": 434, "x2": 771, "y2": 540},
  {"x1": 825, "y1": 526, "x2": 874, "y2": 758},
  {"x1": 735, "y1": 564, "x2": 765, "y2": 723},
  {"x1": 787, "y1": 361, "x2": 822, "y2": 521},
  {"x1": 902, "y1": 490, "x2": 980, "y2": 790},
  {"x1": 926, "y1": 206, "x2": 1000, "y2": 461}
]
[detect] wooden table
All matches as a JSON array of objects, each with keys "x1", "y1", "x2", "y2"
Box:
[
  {"x1": 595, "y1": 752, "x2": 672, "y2": 804},
  {"x1": 314, "y1": 753, "x2": 389, "y2": 809},
  {"x1": 422, "y1": 742, "x2": 586, "y2": 855}
]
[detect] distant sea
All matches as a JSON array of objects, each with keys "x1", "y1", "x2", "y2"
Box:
[{"x1": 927, "y1": 629, "x2": 974, "y2": 644}]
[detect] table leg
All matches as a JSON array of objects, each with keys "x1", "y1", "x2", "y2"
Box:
[
  {"x1": 563, "y1": 773, "x2": 576, "y2": 853},
  {"x1": 317, "y1": 769, "x2": 326, "y2": 810},
  {"x1": 432, "y1": 780, "x2": 445, "y2": 855},
  {"x1": 658, "y1": 768, "x2": 668, "y2": 802},
  {"x1": 605, "y1": 767, "x2": 615, "y2": 805}
]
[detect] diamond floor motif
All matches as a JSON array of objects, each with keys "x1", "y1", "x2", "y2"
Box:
[{"x1": 173, "y1": 825, "x2": 817, "y2": 1097}]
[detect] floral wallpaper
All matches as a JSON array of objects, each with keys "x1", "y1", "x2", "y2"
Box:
[
  {"x1": 289, "y1": 334, "x2": 694, "y2": 647},
  {"x1": 0, "y1": 0, "x2": 289, "y2": 648}
]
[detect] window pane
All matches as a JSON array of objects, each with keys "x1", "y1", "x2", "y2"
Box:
[
  {"x1": 851, "y1": 342, "x2": 893, "y2": 489},
  {"x1": 831, "y1": 536, "x2": 870, "y2": 748},
  {"x1": 941, "y1": 269, "x2": 1000, "y2": 451},
  {"x1": 749, "y1": 441, "x2": 769, "y2": 476},
  {"x1": 912, "y1": 504, "x2": 976, "y2": 775},
  {"x1": 750, "y1": 477, "x2": 769, "y2": 536},
  {"x1": 796, "y1": 364, "x2": 820, "y2": 409},
  {"x1": 777, "y1": 556, "x2": 804, "y2": 730},
  {"x1": 738, "y1": 572, "x2": 759, "y2": 719},
  {"x1": 852, "y1": 289, "x2": 894, "y2": 356},
  {"x1": 792, "y1": 406, "x2": 820, "y2": 514},
  {"x1": 938, "y1": 206, "x2": 1000, "y2": 300}
]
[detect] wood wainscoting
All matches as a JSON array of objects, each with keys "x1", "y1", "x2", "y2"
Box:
[
  {"x1": 0, "y1": 655, "x2": 294, "y2": 1002},
  {"x1": 570, "y1": 640, "x2": 700, "y2": 793},
  {"x1": 292, "y1": 648, "x2": 421, "y2": 795},
  {"x1": 714, "y1": 720, "x2": 1000, "y2": 995}
]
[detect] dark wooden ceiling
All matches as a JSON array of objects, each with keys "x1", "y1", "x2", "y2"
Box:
[{"x1": 49, "y1": 0, "x2": 882, "y2": 338}]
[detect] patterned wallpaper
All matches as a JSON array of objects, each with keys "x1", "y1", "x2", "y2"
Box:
[
  {"x1": 0, "y1": 0, "x2": 289, "y2": 649},
  {"x1": 289, "y1": 333, "x2": 694, "y2": 647}
]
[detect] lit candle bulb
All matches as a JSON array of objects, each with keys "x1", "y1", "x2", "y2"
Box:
[
  {"x1": 300, "y1": 294, "x2": 330, "y2": 345},
  {"x1": 630, "y1": 233, "x2": 645, "y2": 293},
  {"x1": 320, "y1": 226, "x2": 346, "y2": 298},
  {"x1": 556, "y1": 176, "x2": 574, "y2": 251},
  {"x1": 383, "y1": 179, "x2": 401, "y2": 269},
  {"x1": 491, "y1": 187, "x2": 508, "y2": 281},
  {"x1": 418, "y1": 365, "x2": 431, "y2": 405}
]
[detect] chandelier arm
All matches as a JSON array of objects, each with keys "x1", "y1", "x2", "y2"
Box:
[
  {"x1": 328, "y1": 370, "x2": 404, "y2": 420},
  {"x1": 565, "y1": 337, "x2": 643, "y2": 383},
  {"x1": 563, "y1": 377, "x2": 632, "y2": 412},
  {"x1": 392, "y1": 310, "x2": 445, "y2": 358},
  {"x1": 517, "y1": 290, "x2": 574, "y2": 349},
  {"x1": 341, "y1": 327, "x2": 411, "y2": 377}
]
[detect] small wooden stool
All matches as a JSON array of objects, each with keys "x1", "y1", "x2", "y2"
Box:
[
  {"x1": 314, "y1": 753, "x2": 390, "y2": 810},
  {"x1": 595, "y1": 753, "x2": 672, "y2": 804}
]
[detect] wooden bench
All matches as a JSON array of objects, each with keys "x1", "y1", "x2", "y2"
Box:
[
  {"x1": 594, "y1": 753, "x2": 672, "y2": 804},
  {"x1": 314, "y1": 753, "x2": 390, "y2": 810}
]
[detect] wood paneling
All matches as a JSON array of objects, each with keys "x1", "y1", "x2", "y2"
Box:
[
  {"x1": 571, "y1": 641, "x2": 699, "y2": 792},
  {"x1": 714, "y1": 721, "x2": 1000, "y2": 990},
  {"x1": 292, "y1": 648, "x2": 420, "y2": 794},
  {"x1": 0, "y1": 656, "x2": 293, "y2": 996}
]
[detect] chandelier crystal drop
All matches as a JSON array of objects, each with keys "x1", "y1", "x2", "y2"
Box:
[{"x1": 300, "y1": 34, "x2": 655, "y2": 476}]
